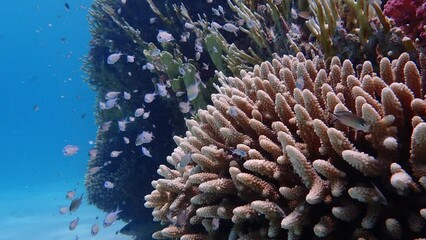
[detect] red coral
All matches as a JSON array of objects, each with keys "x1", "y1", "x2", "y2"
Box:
[{"x1": 384, "y1": 0, "x2": 426, "y2": 46}]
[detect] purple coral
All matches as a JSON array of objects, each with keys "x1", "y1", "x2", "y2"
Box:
[{"x1": 384, "y1": 0, "x2": 426, "y2": 46}]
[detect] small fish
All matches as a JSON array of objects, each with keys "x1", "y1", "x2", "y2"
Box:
[
  {"x1": 211, "y1": 22, "x2": 222, "y2": 29},
  {"x1": 123, "y1": 137, "x2": 130, "y2": 144},
  {"x1": 330, "y1": 110, "x2": 370, "y2": 132},
  {"x1": 202, "y1": 63, "x2": 209, "y2": 70},
  {"x1": 99, "y1": 102, "x2": 106, "y2": 110},
  {"x1": 142, "y1": 111, "x2": 150, "y2": 119},
  {"x1": 212, "y1": 7, "x2": 220, "y2": 16},
  {"x1": 218, "y1": 5, "x2": 225, "y2": 15},
  {"x1": 186, "y1": 79, "x2": 202, "y2": 101},
  {"x1": 134, "y1": 108, "x2": 145, "y2": 117},
  {"x1": 143, "y1": 62, "x2": 155, "y2": 71},
  {"x1": 222, "y1": 23, "x2": 239, "y2": 34},
  {"x1": 105, "y1": 98, "x2": 119, "y2": 109},
  {"x1": 118, "y1": 120, "x2": 128, "y2": 131},
  {"x1": 178, "y1": 153, "x2": 192, "y2": 168},
  {"x1": 179, "y1": 101, "x2": 191, "y2": 113},
  {"x1": 104, "y1": 181, "x2": 115, "y2": 189},
  {"x1": 150, "y1": 48, "x2": 161, "y2": 56},
  {"x1": 100, "y1": 121, "x2": 112, "y2": 132},
  {"x1": 59, "y1": 206, "x2": 68, "y2": 215},
  {"x1": 156, "y1": 83, "x2": 168, "y2": 97},
  {"x1": 110, "y1": 151, "x2": 122, "y2": 158},
  {"x1": 144, "y1": 92, "x2": 157, "y2": 103},
  {"x1": 156, "y1": 30, "x2": 174, "y2": 43},
  {"x1": 69, "y1": 217, "x2": 80, "y2": 230},
  {"x1": 296, "y1": 76, "x2": 304, "y2": 90},
  {"x1": 141, "y1": 146, "x2": 152, "y2": 157},
  {"x1": 65, "y1": 3, "x2": 70, "y2": 10},
  {"x1": 227, "y1": 106, "x2": 238, "y2": 117},
  {"x1": 246, "y1": 19, "x2": 256, "y2": 29},
  {"x1": 176, "y1": 91, "x2": 185, "y2": 97},
  {"x1": 89, "y1": 166, "x2": 102, "y2": 175},
  {"x1": 63, "y1": 145, "x2": 79, "y2": 156},
  {"x1": 69, "y1": 194, "x2": 83, "y2": 212},
  {"x1": 104, "y1": 207, "x2": 122, "y2": 228},
  {"x1": 212, "y1": 218, "x2": 220, "y2": 230},
  {"x1": 105, "y1": 91, "x2": 121, "y2": 100},
  {"x1": 180, "y1": 32, "x2": 190, "y2": 42},
  {"x1": 89, "y1": 149, "x2": 98, "y2": 160},
  {"x1": 91, "y1": 223, "x2": 100, "y2": 236},
  {"x1": 231, "y1": 148, "x2": 247, "y2": 158},
  {"x1": 66, "y1": 188, "x2": 76, "y2": 200},
  {"x1": 107, "y1": 53, "x2": 122, "y2": 64},
  {"x1": 126, "y1": 55, "x2": 135, "y2": 63},
  {"x1": 149, "y1": 17, "x2": 157, "y2": 24},
  {"x1": 135, "y1": 131, "x2": 154, "y2": 146},
  {"x1": 123, "y1": 91, "x2": 131, "y2": 100},
  {"x1": 297, "y1": 11, "x2": 312, "y2": 20},
  {"x1": 370, "y1": 181, "x2": 388, "y2": 205},
  {"x1": 33, "y1": 104, "x2": 40, "y2": 112}
]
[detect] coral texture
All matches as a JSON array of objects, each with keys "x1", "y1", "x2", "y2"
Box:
[
  {"x1": 145, "y1": 52, "x2": 426, "y2": 239},
  {"x1": 384, "y1": 0, "x2": 426, "y2": 46}
]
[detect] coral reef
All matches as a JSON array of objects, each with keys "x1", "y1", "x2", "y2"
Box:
[
  {"x1": 145, "y1": 52, "x2": 426, "y2": 239},
  {"x1": 384, "y1": 0, "x2": 426, "y2": 48},
  {"x1": 83, "y1": 0, "x2": 426, "y2": 238},
  {"x1": 305, "y1": 0, "x2": 412, "y2": 63}
]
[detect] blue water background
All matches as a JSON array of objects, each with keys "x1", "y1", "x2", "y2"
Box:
[{"x1": 0, "y1": 0, "x2": 95, "y2": 190}]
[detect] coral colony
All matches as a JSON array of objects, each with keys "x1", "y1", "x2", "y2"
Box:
[{"x1": 82, "y1": 0, "x2": 426, "y2": 239}]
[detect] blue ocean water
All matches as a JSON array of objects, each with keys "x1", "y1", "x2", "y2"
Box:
[{"x1": 0, "y1": 1, "x2": 131, "y2": 239}]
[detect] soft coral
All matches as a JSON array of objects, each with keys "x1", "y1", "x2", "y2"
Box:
[{"x1": 384, "y1": 0, "x2": 426, "y2": 46}]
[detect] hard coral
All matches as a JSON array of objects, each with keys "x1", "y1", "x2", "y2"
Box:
[
  {"x1": 145, "y1": 52, "x2": 426, "y2": 239},
  {"x1": 384, "y1": 0, "x2": 426, "y2": 47}
]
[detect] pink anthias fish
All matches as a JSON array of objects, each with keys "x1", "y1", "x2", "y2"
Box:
[
  {"x1": 69, "y1": 217, "x2": 80, "y2": 230},
  {"x1": 59, "y1": 206, "x2": 68, "y2": 215},
  {"x1": 103, "y1": 207, "x2": 122, "y2": 228},
  {"x1": 89, "y1": 166, "x2": 102, "y2": 175},
  {"x1": 66, "y1": 188, "x2": 76, "y2": 199},
  {"x1": 89, "y1": 149, "x2": 98, "y2": 160},
  {"x1": 91, "y1": 223, "x2": 100, "y2": 236},
  {"x1": 63, "y1": 145, "x2": 79, "y2": 156}
]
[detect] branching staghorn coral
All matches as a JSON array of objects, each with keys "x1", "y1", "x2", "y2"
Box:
[{"x1": 145, "y1": 52, "x2": 426, "y2": 239}]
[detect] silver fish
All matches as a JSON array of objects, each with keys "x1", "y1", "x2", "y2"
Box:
[{"x1": 331, "y1": 110, "x2": 370, "y2": 132}]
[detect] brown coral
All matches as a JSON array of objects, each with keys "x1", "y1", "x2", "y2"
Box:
[{"x1": 145, "y1": 52, "x2": 426, "y2": 239}]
